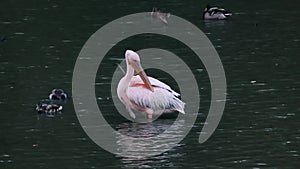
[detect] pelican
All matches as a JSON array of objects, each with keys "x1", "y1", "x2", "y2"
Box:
[{"x1": 117, "y1": 50, "x2": 185, "y2": 121}]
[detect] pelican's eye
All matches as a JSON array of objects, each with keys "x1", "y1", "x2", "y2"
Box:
[{"x1": 131, "y1": 59, "x2": 138, "y2": 63}]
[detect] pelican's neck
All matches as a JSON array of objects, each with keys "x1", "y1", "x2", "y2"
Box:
[
  {"x1": 124, "y1": 61, "x2": 134, "y2": 83},
  {"x1": 117, "y1": 61, "x2": 134, "y2": 100}
]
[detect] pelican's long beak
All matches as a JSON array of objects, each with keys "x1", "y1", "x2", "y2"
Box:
[{"x1": 131, "y1": 61, "x2": 154, "y2": 92}]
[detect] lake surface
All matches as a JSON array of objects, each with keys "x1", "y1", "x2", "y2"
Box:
[{"x1": 0, "y1": 0, "x2": 299, "y2": 168}]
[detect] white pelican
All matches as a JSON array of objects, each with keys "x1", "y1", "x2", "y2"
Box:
[{"x1": 117, "y1": 50, "x2": 185, "y2": 121}]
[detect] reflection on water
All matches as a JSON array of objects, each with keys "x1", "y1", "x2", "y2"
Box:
[
  {"x1": 120, "y1": 151, "x2": 183, "y2": 168},
  {"x1": 116, "y1": 119, "x2": 175, "y2": 138},
  {"x1": 115, "y1": 119, "x2": 185, "y2": 165},
  {"x1": 204, "y1": 20, "x2": 226, "y2": 28}
]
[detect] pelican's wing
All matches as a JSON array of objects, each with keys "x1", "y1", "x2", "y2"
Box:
[
  {"x1": 128, "y1": 76, "x2": 185, "y2": 114},
  {"x1": 130, "y1": 75, "x2": 180, "y2": 96}
]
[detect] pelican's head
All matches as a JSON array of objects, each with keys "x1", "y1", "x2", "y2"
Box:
[
  {"x1": 125, "y1": 50, "x2": 140, "y2": 63},
  {"x1": 124, "y1": 50, "x2": 154, "y2": 92}
]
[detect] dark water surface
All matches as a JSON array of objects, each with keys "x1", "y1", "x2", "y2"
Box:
[{"x1": 0, "y1": 0, "x2": 299, "y2": 168}]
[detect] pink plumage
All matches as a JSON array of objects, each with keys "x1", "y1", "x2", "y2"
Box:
[{"x1": 117, "y1": 50, "x2": 185, "y2": 121}]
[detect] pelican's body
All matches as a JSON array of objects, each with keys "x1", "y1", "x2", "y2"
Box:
[{"x1": 117, "y1": 50, "x2": 185, "y2": 120}]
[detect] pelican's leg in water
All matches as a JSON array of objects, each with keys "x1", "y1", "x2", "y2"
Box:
[
  {"x1": 147, "y1": 114, "x2": 153, "y2": 119},
  {"x1": 126, "y1": 106, "x2": 136, "y2": 119},
  {"x1": 145, "y1": 109, "x2": 154, "y2": 122}
]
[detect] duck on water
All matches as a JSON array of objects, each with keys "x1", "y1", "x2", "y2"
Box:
[
  {"x1": 203, "y1": 5, "x2": 232, "y2": 20},
  {"x1": 49, "y1": 89, "x2": 67, "y2": 101},
  {"x1": 36, "y1": 89, "x2": 67, "y2": 116},
  {"x1": 36, "y1": 101, "x2": 63, "y2": 115},
  {"x1": 151, "y1": 7, "x2": 170, "y2": 24}
]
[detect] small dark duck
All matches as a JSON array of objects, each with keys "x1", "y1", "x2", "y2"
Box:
[
  {"x1": 203, "y1": 5, "x2": 232, "y2": 20},
  {"x1": 36, "y1": 102, "x2": 63, "y2": 116},
  {"x1": 36, "y1": 89, "x2": 67, "y2": 116},
  {"x1": 49, "y1": 89, "x2": 67, "y2": 101},
  {"x1": 151, "y1": 7, "x2": 170, "y2": 24}
]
